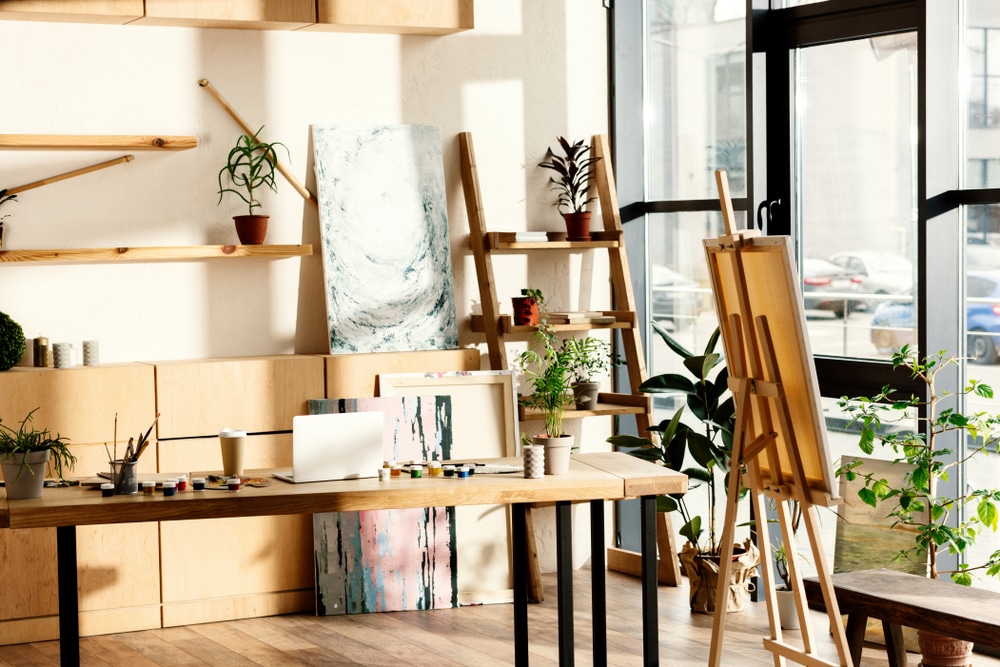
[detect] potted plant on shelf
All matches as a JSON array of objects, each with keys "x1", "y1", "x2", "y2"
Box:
[
  {"x1": 217, "y1": 125, "x2": 289, "y2": 245},
  {"x1": 517, "y1": 324, "x2": 575, "y2": 475},
  {"x1": 538, "y1": 136, "x2": 601, "y2": 242},
  {"x1": 561, "y1": 335, "x2": 621, "y2": 409},
  {"x1": 0, "y1": 310, "x2": 25, "y2": 372},
  {"x1": 0, "y1": 188, "x2": 15, "y2": 249},
  {"x1": 512, "y1": 288, "x2": 544, "y2": 326},
  {"x1": 608, "y1": 321, "x2": 758, "y2": 613},
  {"x1": 837, "y1": 345, "x2": 1000, "y2": 665},
  {"x1": 0, "y1": 407, "x2": 76, "y2": 500}
]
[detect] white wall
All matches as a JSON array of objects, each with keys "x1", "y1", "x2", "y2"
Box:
[{"x1": 0, "y1": 1, "x2": 613, "y2": 570}]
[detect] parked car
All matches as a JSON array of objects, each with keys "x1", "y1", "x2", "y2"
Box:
[
  {"x1": 650, "y1": 264, "x2": 701, "y2": 330},
  {"x1": 966, "y1": 243, "x2": 1000, "y2": 270},
  {"x1": 869, "y1": 270, "x2": 1000, "y2": 364},
  {"x1": 802, "y1": 258, "x2": 863, "y2": 317},
  {"x1": 828, "y1": 251, "x2": 913, "y2": 308}
]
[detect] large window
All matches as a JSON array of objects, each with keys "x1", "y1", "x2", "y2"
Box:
[{"x1": 613, "y1": 0, "x2": 1000, "y2": 589}]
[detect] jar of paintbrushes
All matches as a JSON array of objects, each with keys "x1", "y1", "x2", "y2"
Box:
[{"x1": 107, "y1": 413, "x2": 159, "y2": 495}]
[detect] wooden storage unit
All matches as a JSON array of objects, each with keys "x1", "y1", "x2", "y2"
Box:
[
  {"x1": 309, "y1": 0, "x2": 473, "y2": 34},
  {"x1": 153, "y1": 355, "x2": 325, "y2": 626},
  {"x1": 0, "y1": 364, "x2": 159, "y2": 643},
  {"x1": 138, "y1": 0, "x2": 315, "y2": 30},
  {"x1": 0, "y1": 0, "x2": 142, "y2": 24},
  {"x1": 323, "y1": 348, "x2": 481, "y2": 398}
]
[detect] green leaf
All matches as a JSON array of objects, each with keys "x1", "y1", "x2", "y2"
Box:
[
  {"x1": 651, "y1": 320, "x2": 694, "y2": 359},
  {"x1": 858, "y1": 487, "x2": 878, "y2": 508},
  {"x1": 656, "y1": 495, "x2": 679, "y2": 513},
  {"x1": 639, "y1": 373, "x2": 696, "y2": 395},
  {"x1": 859, "y1": 427, "x2": 875, "y2": 455},
  {"x1": 952, "y1": 571, "x2": 973, "y2": 586},
  {"x1": 980, "y1": 500, "x2": 998, "y2": 531},
  {"x1": 688, "y1": 431, "x2": 725, "y2": 469},
  {"x1": 680, "y1": 516, "x2": 702, "y2": 545}
]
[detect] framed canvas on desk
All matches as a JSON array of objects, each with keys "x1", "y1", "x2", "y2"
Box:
[{"x1": 378, "y1": 370, "x2": 517, "y2": 604}]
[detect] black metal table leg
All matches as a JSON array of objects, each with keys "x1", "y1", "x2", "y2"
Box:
[
  {"x1": 555, "y1": 500, "x2": 574, "y2": 667},
  {"x1": 512, "y1": 503, "x2": 529, "y2": 667},
  {"x1": 590, "y1": 499, "x2": 607, "y2": 667},
  {"x1": 57, "y1": 525, "x2": 80, "y2": 667},
  {"x1": 640, "y1": 495, "x2": 659, "y2": 666}
]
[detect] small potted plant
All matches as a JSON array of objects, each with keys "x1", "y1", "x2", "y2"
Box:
[
  {"x1": 217, "y1": 125, "x2": 289, "y2": 245},
  {"x1": 538, "y1": 136, "x2": 601, "y2": 241},
  {"x1": 0, "y1": 188, "x2": 16, "y2": 249},
  {"x1": 838, "y1": 345, "x2": 1000, "y2": 664},
  {"x1": 517, "y1": 325, "x2": 575, "y2": 474},
  {"x1": 0, "y1": 407, "x2": 76, "y2": 499},
  {"x1": 561, "y1": 335, "x2": 620, "y2": 409},
  {"x1": 512, "y1": 288, "x2": 544, "y2": 326}
]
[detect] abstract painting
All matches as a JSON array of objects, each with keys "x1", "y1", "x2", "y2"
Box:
[
  {"x1": 309, "y1": 396, "x2": 456, "y2": 615},
  {"x1": 312, "y1": 124, "x2": 458, "y2": 354}
]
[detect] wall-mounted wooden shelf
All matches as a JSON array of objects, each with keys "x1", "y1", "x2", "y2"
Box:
[
  {"x1": 520, "y1": 393, "x2": 652, "y2": 422},
  {"x1": 481, "y1": 230, "x2": 622, "y2": 251},
  {"x1": 0, "y1": 135, "x2": 198, "y2": 150},
  {"x1": 469, "y1": 311, "x2": 636, "y2": 335},
  {"x1": 0, "y1": 244, "x2": 312, "y2": 264}
]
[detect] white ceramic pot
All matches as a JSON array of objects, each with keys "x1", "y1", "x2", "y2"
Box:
[
  {"x1": 776, "y1": 588, "x2": 799, "y2": 630},
  {"x1": 532, "y1": 434, "x2": 574, "y2": 475},
  {"x1": 1, "y1": 450, "x2": 51, "y2": 500}
]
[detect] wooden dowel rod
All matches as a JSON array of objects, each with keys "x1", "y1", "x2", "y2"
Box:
[
  {"x1": 7, "y1": 155, "x2": 134, "y2": 195},
  {"x1": 198, "y1": 78, "x2": 318, "y2": 209}
]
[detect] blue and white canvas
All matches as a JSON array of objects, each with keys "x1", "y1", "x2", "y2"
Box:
[{"x1": 312, "y1": 124, "x2": 459, "y2": 354}]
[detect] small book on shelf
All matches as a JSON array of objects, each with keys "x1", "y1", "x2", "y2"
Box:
[{"x1": 542, "y1": 312, "x2": 616, "y2": 324}]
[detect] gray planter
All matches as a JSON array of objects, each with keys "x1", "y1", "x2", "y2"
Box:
[{"x1": 1, "y1": 449, "x2": 51, "y2": 499}]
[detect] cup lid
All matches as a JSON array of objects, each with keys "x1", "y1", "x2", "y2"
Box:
[
  {"x1": 219, "y1": 427, "x2": 247, "y2": 437},
  {"x1": 162, "y1": 481, "x2": 176, "y2": 487},
  {"x1": 101, "y1": 483, "x2": 114, "y2": 489}
]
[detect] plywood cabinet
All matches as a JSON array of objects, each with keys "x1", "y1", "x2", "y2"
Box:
[
  {"x1": 0, "y1": 0, "x2": 473, "y2": 34},
  {"x1": 154, "y1": 355, "x2": 325, "y2": 626},
  {"x1": 0, "y1": 364, "x2": 159, "y2": 643}
]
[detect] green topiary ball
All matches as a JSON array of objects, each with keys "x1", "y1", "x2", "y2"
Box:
[{"x1": 0, "y1": 311, "x2": 26, "y2": 371}]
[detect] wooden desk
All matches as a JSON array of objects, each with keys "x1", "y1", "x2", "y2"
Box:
[{"x1": 3, "y1": 453, "x2": 686, "y2": 667}]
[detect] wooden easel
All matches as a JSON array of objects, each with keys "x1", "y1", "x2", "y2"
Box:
[{"x1": 704, "y1": 170, "x2": 851, "y2": 667}]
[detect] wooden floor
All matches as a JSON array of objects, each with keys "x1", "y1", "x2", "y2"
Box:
[{"x1": 3, "y1": 569, "x2": 1000, "y2": 666}]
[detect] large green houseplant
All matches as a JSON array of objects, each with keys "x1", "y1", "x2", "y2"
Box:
[
  {"x1": 538, "y1": 136, "x2": 601, "y2": 241},
  {"x1": 0, "y1": 407, "x2": 76, "y2": 499},
  {"x1": 609, "y1": 321, "x2": 758, "y2": 612},
  {"x1": 837, "y1": 345, "x2": 1000, "y2": 662},
  {"x1": 517, "y1": 324, "x2": 575, "y2": 474},
  {"x1": 217, "y1": 125, "x2": 289, "y2": 245}
]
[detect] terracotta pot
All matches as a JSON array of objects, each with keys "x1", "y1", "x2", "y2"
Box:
[
  {"x1": 572, "y1": 381, "x2": 600, "y2": 409},
  {"x1": 234, "y1": 214, "x2": 268, "y2": 245},
  {"x1": 511, "y1": 296, "x2": 540, "y2": 326},
  {"x1": 916, "y1": 630, "x2": 973, "y2": 667},
  {"x1": 563, "y1": 211, "x2": 592, "y2": 241},
  {"x1": 0, "y1": 450, "x2": 51, "y2": 500}
]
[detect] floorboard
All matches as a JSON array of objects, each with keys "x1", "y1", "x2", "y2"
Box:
[{"x1": 14, "y1": 569, "x2": 1000, "y2": 666}]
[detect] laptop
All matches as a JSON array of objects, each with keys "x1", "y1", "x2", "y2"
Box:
[{"x1": 273, "y1": 411, "x2": 384, "y2": 483}]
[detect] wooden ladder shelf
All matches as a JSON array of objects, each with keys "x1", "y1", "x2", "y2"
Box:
[{"x1": 458, "y1": 132, "x2": 681, "y2": 599}]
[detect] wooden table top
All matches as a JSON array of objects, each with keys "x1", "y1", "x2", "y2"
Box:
[{"x1": 1, "y1": 453, "x2": 686, "y2": 529}]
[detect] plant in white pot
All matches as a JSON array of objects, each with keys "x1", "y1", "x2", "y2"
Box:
[
  {"x1": 538, "y1": 136, "x2": 600, "y2": 242},
  {"x1": 838, "y1": 345, "x2": 1000, "y2": 666},
  {"x1": 561, "y1": 335, "x2": 620, "y2": 409},
  {"x1": 517, "y1": 325, "x2": 575, "y2": 475},
  {"x1": 217, "y1": 125, "x2": 289, "y2": 245},
  {"x1": 0, "y1": 407, "x2": 76, "y2": 499}
]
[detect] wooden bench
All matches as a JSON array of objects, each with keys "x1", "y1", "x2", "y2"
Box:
[{"x1": 803, "y1": 569, "x2": 1000, "y2": 667}]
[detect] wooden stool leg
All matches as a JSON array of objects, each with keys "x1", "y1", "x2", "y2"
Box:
[
  {"x1": 845, "y1": 613, "x2": 868, "y2": 667},
  {"x1": 882, "y1": 621, "x2": 907, "y2": 667}
]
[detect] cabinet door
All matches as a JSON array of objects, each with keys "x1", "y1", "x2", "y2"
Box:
[
  {"x1": 138, "y1": 0, "x2": 314, "y2": 29},
  {"x1": 0, "y1": 0, "x2": 143, "y2": 24},
  {"x1": 310, "y1": 0, "x2": 473, "y2": 34}
]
